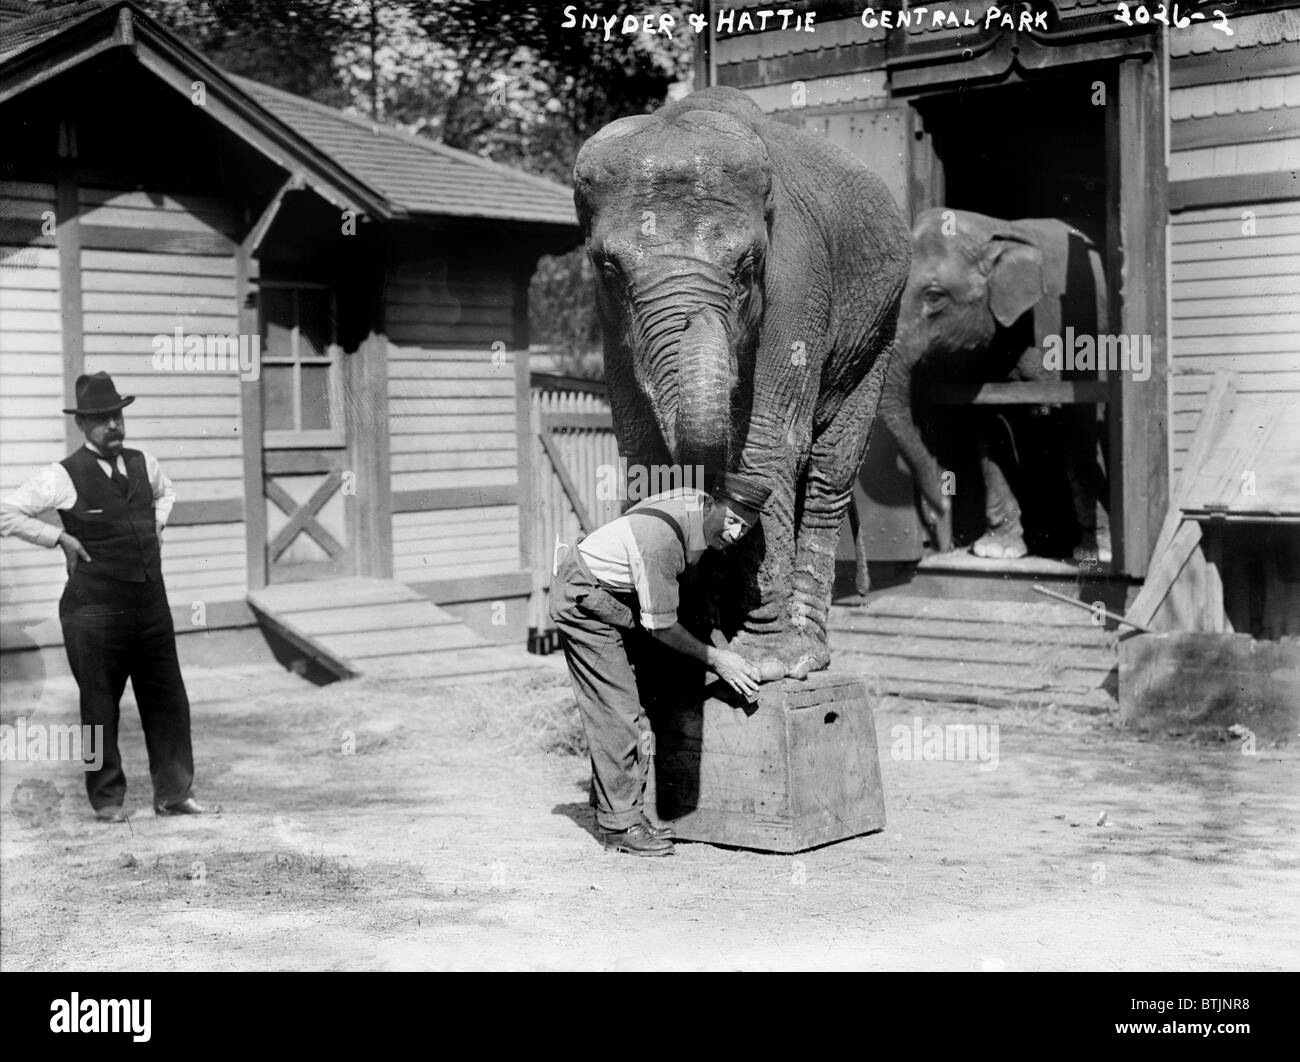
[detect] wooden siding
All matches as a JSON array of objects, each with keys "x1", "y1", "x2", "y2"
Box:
[
  {"x1": 1168, "y1": 201, "x2": 1300, "y2": 477},
  {"x1": 384, "y1": 255, "x2": 524, "y2": 582},
  {"x1": 0, "y1": 182, "x2": 251, "y2": 632},
  {"x1": 0, "y1": 180, "x2": 67, "y2": 627},
  {"x1": 1168, "y1": 13, "x2": 1300, "y2": 481},
  {"x1": 78, "y1": 187, "x2": 247, "y2": 606}
]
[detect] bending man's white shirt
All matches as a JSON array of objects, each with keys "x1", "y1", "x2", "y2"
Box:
[{"x1": 576, "y1": 487, "x2": 709, "y2": 630}]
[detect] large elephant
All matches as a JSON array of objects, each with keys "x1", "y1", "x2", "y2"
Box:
[
  {"x1": 573, "y1": 87, "x2": 909, "y2": 679},
  {"x1": 875, "y1": 207, "x2": 1111, "y2": 565}
]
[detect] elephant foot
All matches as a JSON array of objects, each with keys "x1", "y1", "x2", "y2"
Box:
[
  {"x1": 972, "y1": 520, "x2": 1028, "y2": 560},
  {"x1": 728, "y1": 627, "x2": 830, "y2": 683},
  {"x1": 1073, "y1": 528, "x2": 1113, "y2": 566}
]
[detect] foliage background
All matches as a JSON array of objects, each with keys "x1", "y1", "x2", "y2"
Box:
[{"x1": 129, "y1": 0, "x2": 697, "y2": 378}]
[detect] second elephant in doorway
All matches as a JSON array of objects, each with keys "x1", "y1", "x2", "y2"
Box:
[{"x1": 878, "y1": 208, "x2": 1112, "y2": 564}]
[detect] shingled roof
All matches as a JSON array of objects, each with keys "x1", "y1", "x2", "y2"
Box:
[
  {"x1": 0, "y1": 0, "x2": 578, "y2": 230},
  {"x1": 234, "y1": 77, "x2": 577, "y2": 226}
]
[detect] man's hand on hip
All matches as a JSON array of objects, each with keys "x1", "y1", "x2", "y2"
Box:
[{"x1": 58, "y1": 531, "x2": 91, "y2": 576}]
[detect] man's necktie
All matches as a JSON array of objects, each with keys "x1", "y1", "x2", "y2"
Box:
[{"x1": 109, "y1": 458, "x2": 128, "y2": 495}]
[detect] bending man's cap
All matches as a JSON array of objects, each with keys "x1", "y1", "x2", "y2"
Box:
[{"x1": 712, "y1": 472, "x2": 772, "y2": 514}]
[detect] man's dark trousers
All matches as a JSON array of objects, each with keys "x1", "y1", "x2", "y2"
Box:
[
  {"x1": 549, "y1": 549, "x2": 655, "y2": 833},
  {"x1": 60, "y1": 571, "x2": 194, "y2": 811}
]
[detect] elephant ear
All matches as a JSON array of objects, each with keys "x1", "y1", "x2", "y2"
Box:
[{"x1": 983, "y1": 235, "x2": 1044, "y2": 328}]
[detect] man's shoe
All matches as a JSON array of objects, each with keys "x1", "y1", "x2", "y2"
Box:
[
  {"x1": 641, "y1": 814, "x2": 676, "y2": 840},
  {"x1": 601, "y1": 822, "x2": 674, "y2": 856},
  {"x1": 94, "y1": 806, "x2": 126, "y2": 823},
  {"x1": 154, "y1": 797, "x2": 221, "y2": 816}
]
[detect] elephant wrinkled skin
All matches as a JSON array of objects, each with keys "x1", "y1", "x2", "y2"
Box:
[{"x1": 574, "y1": 87, "x2": 909, "y2": 679}]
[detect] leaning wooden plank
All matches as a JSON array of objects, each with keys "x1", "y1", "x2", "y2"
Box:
[
  {"x1": 1125, "y1": 519, "x2": 1204, "y2": 628},
  {"x1": 244, "y1": 601, "x2": 355, "y2": 680},
  {"x1": 355, "y1": 647, "x2": 541, "y2": 681},
  {"x1": 329, "y1": 625, "x2": 488, "y2": 660},
  {"x1": 286, "y1": 601, "x2": 463, "y2": 635},
  {"x1": 1144, "y1": 372, "x2": 1235, "y2": 567}
]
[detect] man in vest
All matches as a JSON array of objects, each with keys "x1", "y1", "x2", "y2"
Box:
[
  {"x1": 550, "y1": 472, "x2": 771, "y2": 856},
  {"x1": 0, "y1": 373, "x2": 219, "y2": 822}
]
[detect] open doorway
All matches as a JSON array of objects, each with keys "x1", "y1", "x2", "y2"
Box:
[{"x1": 911, "y1": 71, "x2": 1115, "y2": 563}]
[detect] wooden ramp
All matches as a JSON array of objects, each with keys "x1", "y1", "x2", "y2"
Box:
[
  {"x1": 247, "y1": 577, "x2": 538, "y2": 682},
  {"x1": 831, "y1": 593, "x2": 1119, "y2": 714}
]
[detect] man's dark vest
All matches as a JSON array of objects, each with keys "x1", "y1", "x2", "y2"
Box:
[{"x1": 58, "y1": 447, "x2": 161, "y2": 583}]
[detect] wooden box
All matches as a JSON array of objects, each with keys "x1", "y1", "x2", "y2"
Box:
[{"x1": 649, "y1": 670, "x2": 887, "y2": 853}]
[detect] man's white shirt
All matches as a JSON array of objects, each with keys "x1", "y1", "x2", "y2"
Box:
[{"x1": 0, "y1": 443, "x2": 175, "y2": 549}]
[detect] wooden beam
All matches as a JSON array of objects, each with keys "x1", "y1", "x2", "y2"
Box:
[
  {"x1": 169, "y1": 498, "x2": 244, "y2": 525},
  {"x1": 1171, "y1": 107, "x2": 1300, "y2": 151},
  {"x1": 513, "y1": 269, "x2": 536, "y2": 578},
  {"x1": 539, "y1": 428, "x2": 595, "y2": 535},
  {"x1": 1125, "y1": 518, "x2": 1203, "y2": 629},
  {"x1": 236, "y1": 243, "x2": 267, "y2": 591},
  {"x1": 78, "y1": 225, "x2": 235, "y2": 255},
  {"x1": 391, "y1": 484, "x2": 520, "y2": 513},
  {"x1": 263, "y1": 449, "x2": 342, "y2": 475},
  {"x1": 541, "y1": 412, "x2": 615, "y2": 429},
  {"x1": 408, "y1": 570, "x2": 532, "y2": 605},
  {"x1": 242, "y1": 172, "x2": 304, "y2": 257},
  {"x1": 1169, "y1": 171, "x2": 1300, "y2": 212},
  {"x1": 928, "y1": 381, "x2": 1110, "y2": 406},
  {"x1": 55, "y1": 144, "x2": 82, "y2": 453},
  {"x1": 1145, "y1": 372, "x2": 1235, "y2": 575},
  {"x1": 1114, "y1": 54, "x2": 1169, "y2": 579}
]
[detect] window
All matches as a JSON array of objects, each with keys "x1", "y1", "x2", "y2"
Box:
[{"x1": 260, "y1": 282, "x2": 344, "y2": 447}]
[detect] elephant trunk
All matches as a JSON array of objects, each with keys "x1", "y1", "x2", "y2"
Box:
[
  {"x1": 880, "y1": 343, "x2": 948, "y2": 515},
  {"x1": 675, "y1": 308, "x2": 734, "y2": 479}
]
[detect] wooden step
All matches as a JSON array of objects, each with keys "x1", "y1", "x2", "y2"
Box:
[
  {"x1": 830, "y1": 613, "x2": 1115, "y2": 649},
  {"x1": 832, "y1": 630, "x2": 1115, "y2": 671},
  {"x1": 830, "y1": 591, "x2": 1118, "y2": 715},
  {"x1": 837, "y1": 596, "x2": 1104, "y2": 627},
  {"x1": 246, "y1": 577, "x2": 505, "y2": 681}
]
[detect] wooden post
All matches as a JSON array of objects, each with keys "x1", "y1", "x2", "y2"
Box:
[
  {"x1": 513, "y1": 265, "x2": 537, "y2": 633},
  {"x1": 55, "y1": 124, "x2": 82, "y2": 452},
  {"x1": 235, "y1": 239, "x2": 267, "y2": 591},
  {"x1": 693, "y1": 0, "x2": 713, "y2": 91},
  {"x1": 1114, "y1": 53, "x2": 1170, "y2": 578}
]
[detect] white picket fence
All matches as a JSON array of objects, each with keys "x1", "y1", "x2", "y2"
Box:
[{"x1": 527, "y1": 373, "x2": 619, "y2": 649}]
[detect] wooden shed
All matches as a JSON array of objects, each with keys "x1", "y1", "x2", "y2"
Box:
[
  {"x1": 698, "y1": 0, "x2": 1299, "y2": 583},
  {"x1": 0, "y1": 0, "x2": 580, "y2": 679}
]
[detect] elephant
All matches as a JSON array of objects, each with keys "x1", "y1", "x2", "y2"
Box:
[
  {"x1": 873, "y1": 207, "x2": 1112, "y2": 566},
  {"x1": 573, "y1": 86, "x2": 910, "y2": 679}
]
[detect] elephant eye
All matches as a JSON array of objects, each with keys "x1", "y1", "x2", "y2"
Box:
[{"x1": 921, "y1": 287, "x2": 949, "y2": 314}]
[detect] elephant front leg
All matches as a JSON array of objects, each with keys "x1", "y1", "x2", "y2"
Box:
[
  {"x1": 972, "y1": 412, "x2": 1028, "y2": 560},
  {"x1": 785, "y1": 377, "x2": 886, "y2": 679}
]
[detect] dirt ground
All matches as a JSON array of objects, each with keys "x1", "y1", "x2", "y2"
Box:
[{"x1": 2, "y1": 654, "x2": 1297, "y2": 972}]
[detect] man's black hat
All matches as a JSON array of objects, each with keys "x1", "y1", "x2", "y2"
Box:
[
  {"x1": 63, "y1": 372, "x2": 135, "y2": 416},
  {"x1": 713, "y1": 472, "x2": 771, "y2": 513}
]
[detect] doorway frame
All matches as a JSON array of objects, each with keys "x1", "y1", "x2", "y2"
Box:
[{"x1": 900, "y1": 49, "x2": 1168, "y2": 578}]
